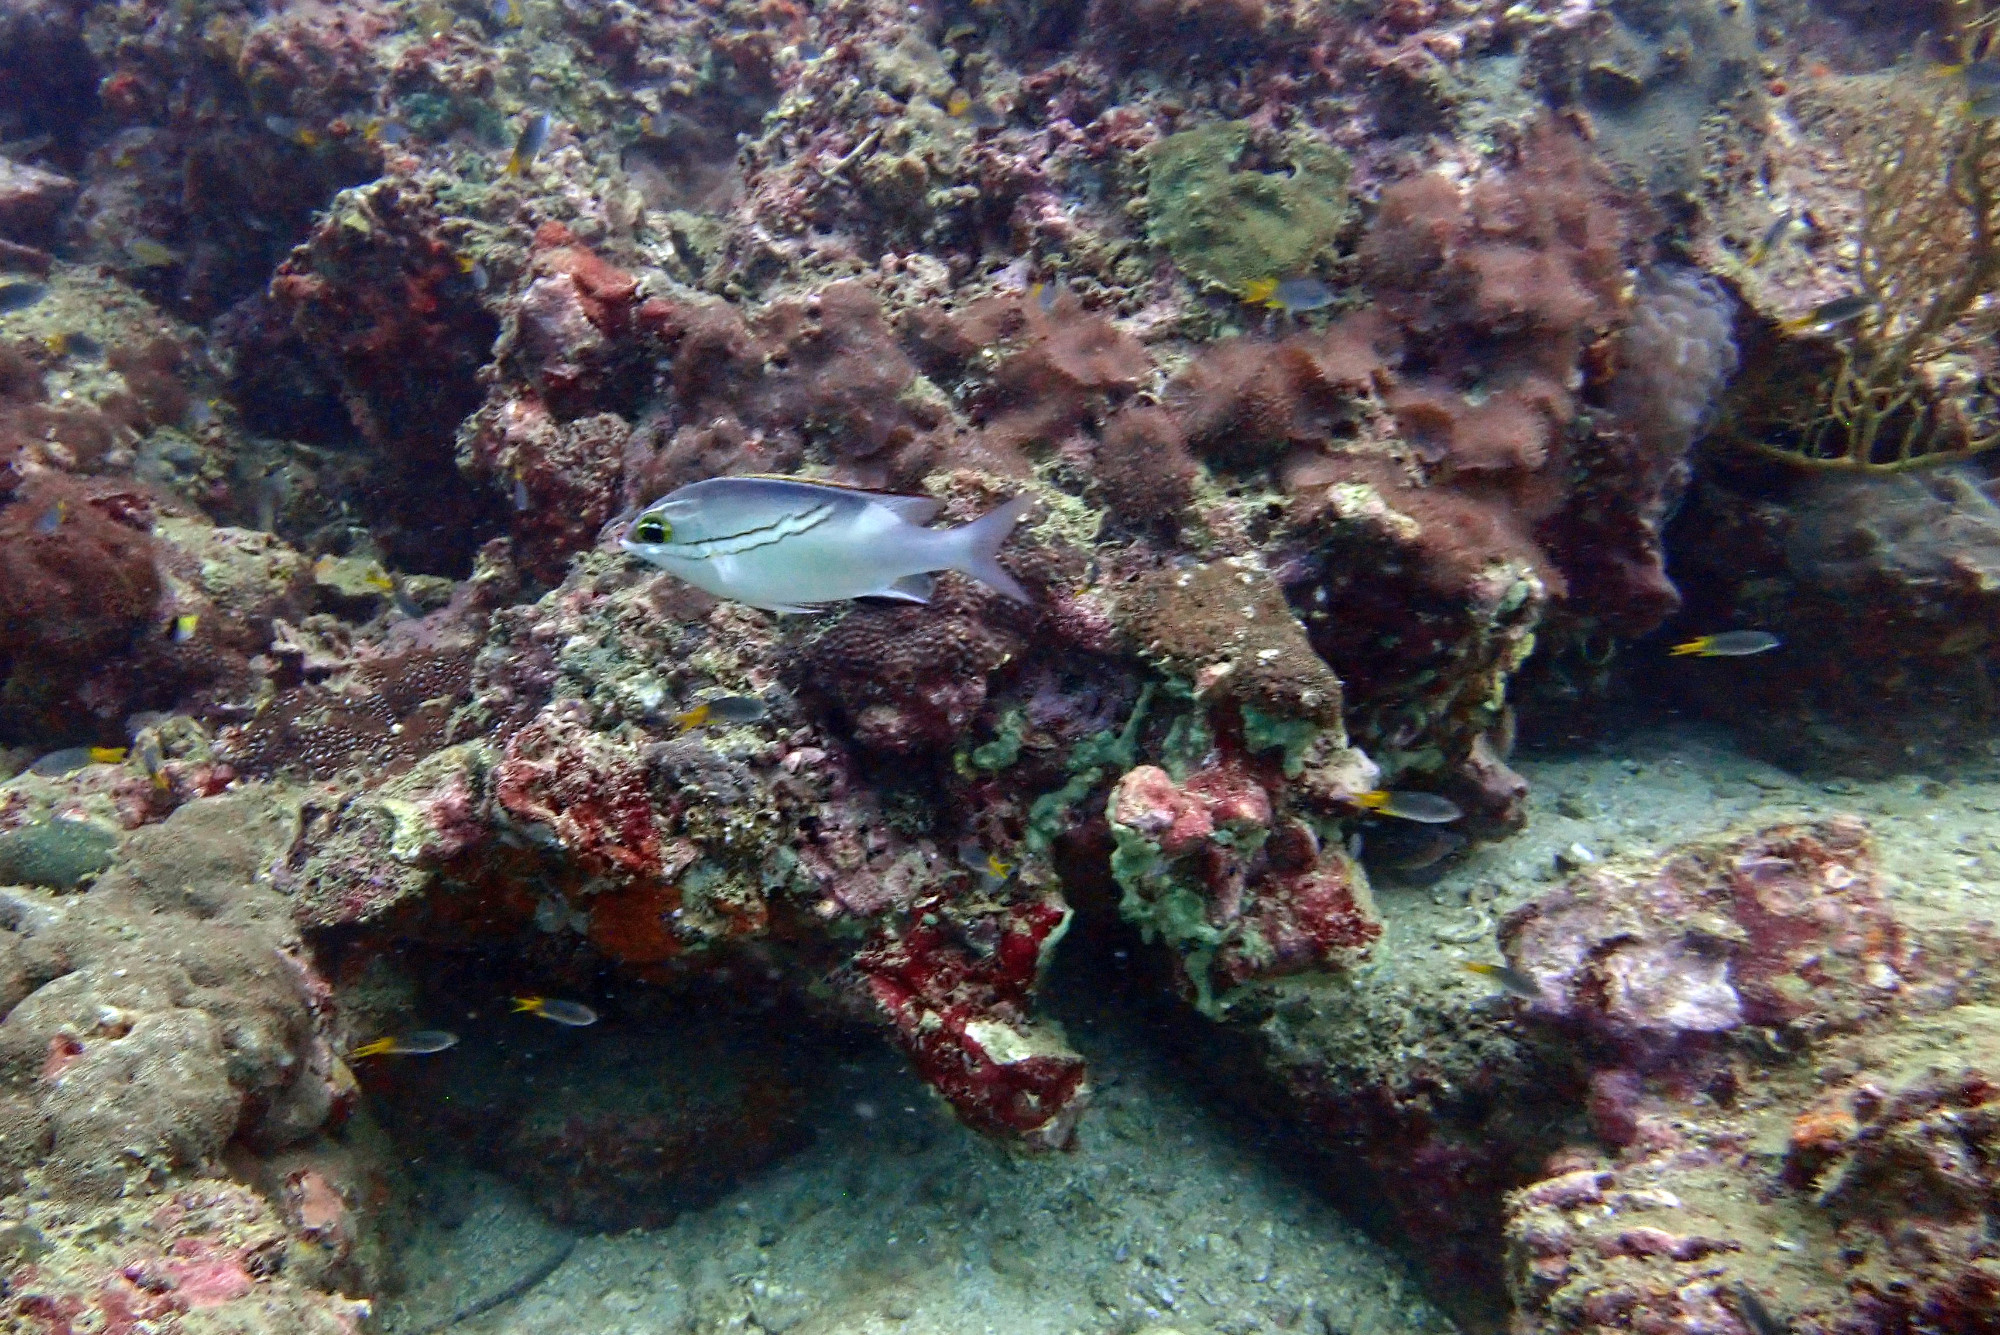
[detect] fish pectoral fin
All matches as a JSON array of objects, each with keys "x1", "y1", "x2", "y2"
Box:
[
  {"x1": 870, "y1": 495, "x2": 946, "y2": 525},
  {"x1": 869, "y1": 573, "x2": 935, "y2": 604}
]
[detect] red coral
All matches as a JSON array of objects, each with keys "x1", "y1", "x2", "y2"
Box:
[
  {"x1": 1217, "y1": 851, "x2": 1381, "y2": 988},
  {"x1": 931, "y1": 289, "x2": 1150, "y2": 473},
  {"x1": 853, "y1": 890, "x2": 1089, "y2": 1149},
  {"x1": 494, "y1": 701, "x2": 667, "y2": 883},
  {"x1": 459, "y1": 394, "x2": 631, "y2": 582},
  {"x1": 0, "y1": 473, "x2": 161, "y2": 731},
  {"x1": 632, "y1": 282, "x2": 944, "y2": 495}
]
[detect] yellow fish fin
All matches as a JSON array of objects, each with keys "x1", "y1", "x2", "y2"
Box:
[
  {"x1": 349, "y1": 1037, "x2": 396, "y2": 1059},
  {"x1": 1240, "y1": 277, "x2": 1279, "y2": 306}
]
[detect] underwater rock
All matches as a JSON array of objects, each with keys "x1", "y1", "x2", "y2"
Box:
[
  {"x1": 0, "y1": 820, "x2": 117, "y2": 890},
  {"x1": 0, "y1": 156, "x2": 77, "y2": 244},
  {"x1": 1502, "y1": 816, "x2": 1904, "y2": 1050},
  {"x1": 0, "y1": 786, "x2": 388, "y2": 1328},
  {"x1": 269, "y1": 177, "x2": 499, "y2": 574},
  {"x1": 0, "y1": 473, "x2": 161, "y2": 725}
]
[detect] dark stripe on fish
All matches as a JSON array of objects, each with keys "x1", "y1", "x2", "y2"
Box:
[{"x1": 661, "y1": 503, "x2": 834, "y2": 559}]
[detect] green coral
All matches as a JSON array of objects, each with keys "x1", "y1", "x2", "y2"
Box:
[
  {"x1": 1240, "y1": 703, "x2": 1320, "y2": 778},
  {"x1": 1145, "y1": 121, "x2": 1353, "y2": 293},
  {"x1": 1024, "y1": 684, "x2": 1155, "y2": 855},
  {"x1": 1108, "y1": 822, "x2": 1229, "y2": 1015},
  {"x1": 966, "y1": 707, "x2": 1027, "y2": 772}
]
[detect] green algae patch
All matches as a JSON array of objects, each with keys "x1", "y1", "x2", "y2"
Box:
[
  {"x1": 0, "y1": 819, "x2": 118, "y2": 889},
  {"x1": 967, "y1": 707, "x2": 1027, "y2": 773},
  {"x1": 1241, "y1": 702, "x2": 1319, "y2": 777},
  {"x1": 1145, "y1": 122, "x2": 1353, "y2": 293},
  {"x1": 1024, "y1": 684, "x2": 1155, "y2": 855}
]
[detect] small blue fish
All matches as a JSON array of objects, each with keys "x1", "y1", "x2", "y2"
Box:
[
  {"x1": 1243, "y1": 276, "x2": 1336, "y2": 315},
  {"x1": 1670, "y1": 630, "x2": 1781, "y2": 658},
  {"x1": 505, "y1": 113, "x2": 552, "y2": 176},
  {"x1": 44, "y1": 331, "x2": 104, "y2": 360},
  {"x1": 0, "y1": 282, "x2": 48, "y2": 313},
  {"x1": 1782, "y1": 294, "x2": 1870, "y2": 334},
  {"x1": 621, "y1": 476, "x2": 1032, "y2": 612},
  {"x1": 33, "y1": 500, "x2": 65, "y2": 534}
]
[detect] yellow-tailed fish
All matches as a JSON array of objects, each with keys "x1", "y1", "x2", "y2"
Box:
[
  {"x1": 171, "y1": 612, "x2": 199, "y2": 643},
  {"x1": 88, "y1": 746, "x2": 128, "y2": 764},
  {"x1": 1463, "y1": 961, "x2": 1541, "y2": 1000},
  {"x1": 1356, "y1": 789, "x2": 1463, "y2": 824},
  {"x1": 44, "y1": 331, "x2": 105, "y2": 360},
  {"x1": 505, "y1": 112, "x2": 552, "y2": 176},
  {"x1": 29, "y1": 747, "x2": 119, "y2": 777},
  {"x1": 1669, "y1": 630, "x2": 1781, "y2": 658},
  {"x1": 957, "y1": 839, "x2": 1014, "y2": 890},
  {"x1": 621, "y1": 476, "x2": 1032, "y2": 612},
  {"x1": 134, "y1": 735, "x2": 170, "y2": 790},
  {"x1": 674, "y1": 695, "x2": 770, "y2": 731},
  {"x1": 1246, "y1": 275, "x2": 1336, "y2": 315},
  {"x1": 1942, "y1": 57, "x2": 2000, "y2": 95},
  {"x1": 262, "y1": 115, "x2": 322, "y2": 148},
  {"x1": 945, "y1": 90, "x2": 973, "y2": 117},
  {"x1": 1781, "y1": 293, "x2": 1870, "y2": 334},
  {"x1": 510, "y1": 996, "x2": 598, "y2": 1026},
  {"x1": 33, "y1": 500, "x2": 65, "y2": 534},
  {"x1": 349, "y1": 1030, "x2": 459, "y2": 1058},
  {"x1": 1363, "y1": 823, "x2": 1464, "y2": 872},
  {"x1": 1239, "y1": 277, "x2": 1279, "y2": 306}
]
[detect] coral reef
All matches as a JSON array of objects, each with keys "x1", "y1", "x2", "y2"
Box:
[{"x1": 5, "y1": 0, "x2": 1999, "y2": 1328}]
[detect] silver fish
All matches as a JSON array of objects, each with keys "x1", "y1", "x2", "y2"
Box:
[{"x1": 621, "y1": 476, "x2": 1032, "y2": 612}]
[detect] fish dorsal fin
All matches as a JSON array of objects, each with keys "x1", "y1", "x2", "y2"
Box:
[
  {"x1": 871, "y1": 573, "x2": 935, "y2": 604},
  {"x1": 732, "y1": 473, "x2": 943, "y2": 525}
]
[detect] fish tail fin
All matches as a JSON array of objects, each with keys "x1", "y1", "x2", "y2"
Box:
[{"x1": 945, "y1": 494, "x2": 1034, "y2": 604}]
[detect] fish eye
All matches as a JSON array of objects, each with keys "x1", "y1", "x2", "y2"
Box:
[{"x1": 632, "y1": 517, "x2": 670, "y2": 544}]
